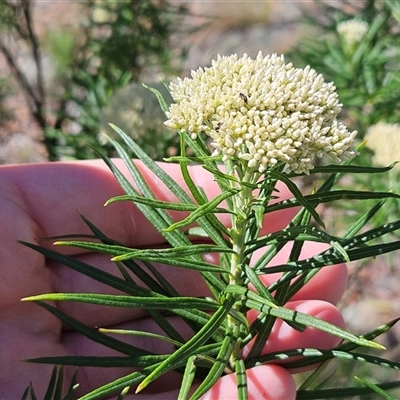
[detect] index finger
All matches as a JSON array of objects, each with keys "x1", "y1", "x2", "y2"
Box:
[{"x1": 7, "y1": 159, "x2": 297, "y2": 252}]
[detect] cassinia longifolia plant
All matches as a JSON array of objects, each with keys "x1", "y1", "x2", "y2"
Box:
[{"x1": 23, "y1": 52, "x2": 400, "y2": 400}]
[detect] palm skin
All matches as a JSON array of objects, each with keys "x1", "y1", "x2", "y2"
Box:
[{"x1": 0, "y1": 160, "x2": 347, "y2": 399}]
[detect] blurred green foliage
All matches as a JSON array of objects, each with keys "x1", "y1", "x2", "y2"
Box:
[
  {"x1": 287, "y1": 0, "x2": 400, "y2": 136},
  {"x1": 287, "y1": 1, "x2": 400, "y2": 240},
  {"x1": 0, "y1": 0, "x2": 189, "y2": 160},
  {"x1": 99, "y1": 81, "x2": 180, "y2": 160},
  {"x1": 0, "y1": 78, "x2": 12, "y2": 124}
]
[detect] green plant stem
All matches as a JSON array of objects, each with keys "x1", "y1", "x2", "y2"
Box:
[{"x1": 227, "y1": 165, "x2": 256, "y2": 367}]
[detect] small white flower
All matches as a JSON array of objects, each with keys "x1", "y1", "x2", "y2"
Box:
[
  {"x1": 365, "y1": 122, "x2": 400, "y2": 169},
  {"x1": 337, "y1": 19, "x2": 369, "y2": 47},
  {"x1": 165, "y1": 52, "x2": 357, "y2": 174}
]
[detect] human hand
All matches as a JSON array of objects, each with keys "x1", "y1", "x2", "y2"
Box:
[{"x1": 0, "y1": 160, "x2": 347, "y2": 399}]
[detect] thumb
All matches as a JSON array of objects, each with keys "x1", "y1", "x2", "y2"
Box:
[{"x1": 201, "y1": 364, "x2": 296, "y2": 400}]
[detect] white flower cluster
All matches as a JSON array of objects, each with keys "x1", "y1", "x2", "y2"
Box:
[
  {"x1": 337, "y1": 19, "x2": 369, "y2": 47},
  {"x1": 165, "y1": 52, "x2": 357, "y2": 174},
  {"x1": 365, "y1": 122, "x2": 400, "y2": 170}
]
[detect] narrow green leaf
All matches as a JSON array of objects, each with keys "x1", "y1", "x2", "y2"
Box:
[
  {"x1": 112, "y1": 244, "x2": 234, "y2": 259},
  {"x1": 235, "y1": 358, "x2": 248, "y2": 400},
  {"x1": 20, "y1": 241, "x2": 153, "y2": 297},
  {"x1": 26, "y1": 355, "x2": 167, "y2": 368},
  {"x1": 190, "y1": 325, "x2": 237, "y2": 400},
  {"x1": 343, "y1": 200, "x2": 385, "y2": 239},
  {"x1": 164, "y1": 189, "x2": 238, "y2": 232},
  {"x1": 263, "y1": 239, "x2": 400, "y2": 274},
  {"x1": 330, "y1": 240, "x2": 350, "y2": 262},
  {"x1": 245, "y1": 225, "x2": 340, "y2": 255},
  {"x1": 78, "y1": 366, "x2": 156, "y2": 400},
  {"x1": 265, "y1": 190, "x2": 400, "y2": 214},
  {"x1": 245, "y1": 314, "x2": 276, "y2": 361},
  {"x1": 142, "y1": 83, "x2": 169, "y2": 113},
  {"x1": 29, "y1": 301, "x2": 151, "y2": 357},
  {"x1": 21, "y1": 386, "x2": 31, "y2": 400},
  {"x1": 177, "y1": 155, "x2": 232, "y2": 243},
  {"x1": 99, "y1": 328, "x2": 183, "y2": 347},
  {"x1": 342, "y1": 220, "x2": 400, "y2": 249},
  {"x1": 296, "y1": 381, "x2": 400, "y2": 399},
  {"x1": 54, "y1": 240, "x2": 231, "y2": 273},
  {"x1": 243, "y1": 265, "x2": 275, "y2": 303},
  {"x1": 202, "y1": 164, "x2": 239, "y2": 183},
  {"x1": 248, "y1": 348, "x2": 400, "y2": 372},
  {"x1": 28, "y1": 343, "x2": 222, "y2": 369},
  {"x1": 30, "y1": 386, "x2": 38, "y2": 400},
  {"x1": 43, "y1": 366, "x2": 58, "y2": 400},
  {"x1": 245, "y1": 297, "x2": 385, "y2": 350},
  {"x1": 187, "y1": 227, "x2": 209, "y2": 237},
  {"x1": 22, "y1": 293, "x2": 220, "y2": 311},
  {"x1": 300, "y1": 163, "x2": 397, "y2": 176},
  {"x1": 277, "y1": 318, "x2": 400, "y2": 372},
  {"x1": 355, "y1": 376, "x2": 398, "y2": 400},
  {"x1": 60, "y1": 240, "x2": 225, "y2": 274},
  {"x1": 266, "y1": 169, "x2": 325, "y2": 228},
  {"x1": 177, "y1": 356, "x2": 197, "y2": 400},
  {"x1": 164, "y1": 155, "x2": 223, "y2": 164},
  {"x1": 53, "y1": 365, "x2": 64, "y2": 400},
  {"x1": 105, "y1": 194, "x2": 199, "y2": 211},
  {"x1": 338, "y1": 317, "x2": 400, "y2": 352},
  {"x1": 76, "y1": 215, "x2": 176, "y2": 295},
  {"x1": 136, "y1": 296, "x2": 235, "y2": 393},
  {"x1": 64, "y1": 369, "x2": 79, "y2": 400},
  {"x1": 116, "y1": 386, "x2": 130, "y2": 400},
  {"x1": 107, "y1": 195, "x2": 231, "y2": 215},
  {"x1": 112, "y1": 253, "x2": 229, "y2": 274},
  {"x1": 226, "y1": 285, "x2": 384, "y2": 350}
]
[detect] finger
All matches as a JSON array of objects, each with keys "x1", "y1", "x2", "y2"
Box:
[
  {"x1": 7, "y1": 160, "x2": 296, "y2": 252},
  {"x1": 251, "y1": 241, "x2": 348, "y2": 304},
  {"x1": 244, "y1": 299, "x2": 345, "y2": 372},
  {"x1": 200, "y1": 364, "x2": 296, "y2": 400}
]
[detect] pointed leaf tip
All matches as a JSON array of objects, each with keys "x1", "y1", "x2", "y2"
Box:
[{"x1": 135, "y1": 382, "x2": 145, "y2": 394}]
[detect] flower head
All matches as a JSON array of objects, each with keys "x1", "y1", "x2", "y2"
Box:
[
  {"x1": 165, "y1": 52, "x2": 357, "y2": 174},
  {"x1": 365, "y1": 122, "x2": 400, "y2": 170},
  {"x1": 337, "y1": 19, "x2": 369, "y2": 47}
]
